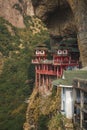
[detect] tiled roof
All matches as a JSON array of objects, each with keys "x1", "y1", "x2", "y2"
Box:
[{"x1": 52, "y1": 70, "x2": 87, "y2": 86}]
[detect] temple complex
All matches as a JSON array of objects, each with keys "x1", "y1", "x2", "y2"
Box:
[{"x1": 32, "y1": 41, "x2": 79, "y2": 93}]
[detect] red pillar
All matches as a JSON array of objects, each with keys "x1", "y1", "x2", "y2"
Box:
[
  {"x1": 35, "y1": 66, "x2": 37, "y2": 87},
  {"x1": 57, "y1": 66, "x2": 59, "y2": 78},
  {"x1": 54, "y1": 66, "x2": 56, "y2": 74},
  {"x1": 36, "y1": 73, "x2": 37, "y2": 87},
  {"x1": 44, "y1": 64, "x2": 45, "y2": 70},
  {"x1": 47, "y1": 65, "x2": 48, "y2": 71},
  {"x1": 38, "y1": 65, "x2": 40, "y2": 87},
  {"x1": 42, "y1": 75, "x2": 45, "y2": 86},
  {"x1": 39, "y1": 74, "x2": 40, "y2": 87},
  {"x1": 60, "y1": 66, "x2": 63, "y2": 77},
  {"x1": 46, "y1": 75, "x2": 49, "y2": 86}
]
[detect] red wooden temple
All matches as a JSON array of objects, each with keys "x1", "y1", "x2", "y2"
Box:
[{"x1": 32, "y1": 43, "x2": 79, "y2": 91}]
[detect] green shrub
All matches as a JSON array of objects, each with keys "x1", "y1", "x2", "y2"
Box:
[{"x1": 38, "y1": 115, "x2": 49, "y2": 130}]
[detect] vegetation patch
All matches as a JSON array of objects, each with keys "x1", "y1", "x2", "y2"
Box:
[{"x1": 0, "y1": 16, "x2": 49, "y2": 130}]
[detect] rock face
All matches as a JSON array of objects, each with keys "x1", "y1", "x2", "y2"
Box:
[
  {"x1": 0, "y1": 0, "x2": 34, "y2": 28},
  {"x1": 31, "y1": 0, "x2": 87, "y2": 67}
]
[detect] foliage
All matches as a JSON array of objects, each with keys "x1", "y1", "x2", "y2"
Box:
[
  {"x1": 26, "y1": 88, "x2": 61, "y2": 130},
  {"x1": 0, "y1": 18, "x2": 17, "y2": 56},
  {"x1": 0, "y1": 56, "x2": 32, "y2": 130},
  {"x1": 38, "y1": 115, "x2": 49, "y2": 130},
  {"x1": 0, "y1": 16, "x2": 49, "y2": 130},
  {"x1": 48, "y1": 114, "x2": 64, "y2": 130},
  {"x1": 51, "y1": 86, "x2": 57, "y2": 97},
  {"x1": 23, "y1": 16, "x2": 32, "y2": 27}
]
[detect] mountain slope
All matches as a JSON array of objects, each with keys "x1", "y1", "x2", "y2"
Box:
[{"x1": 0, "y1": 16, "x2": 49, "y2": 130}]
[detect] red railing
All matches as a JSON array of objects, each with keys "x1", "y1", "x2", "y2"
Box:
[
  {"x1": 32, "y1": 59, "x2": 53, "y2": 64},
  {"x1": 36, "y1": 70, "x2": 57, "y2": 75},
  {"x1": 32, "y1": 59, "x2": 78, "y2": 66},
  {"x1": 32, "y1": 59, "x2": 39, "y2": 64},
  {"x1": 53, "y1": 60, "x2": 78, "y2": 65}
]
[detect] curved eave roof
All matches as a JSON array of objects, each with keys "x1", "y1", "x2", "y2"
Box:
[{"x1": 35, "y1": 47, "x2": 48, "y2": 51}]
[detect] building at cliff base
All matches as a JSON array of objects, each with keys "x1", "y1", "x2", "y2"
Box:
[{"x1": 52, "y1": 70, "x2": 87, "y2": 130}]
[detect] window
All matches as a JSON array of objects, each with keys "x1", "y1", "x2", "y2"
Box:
[
  {"x1": 40, "y1": 50, "x2": 45, "y2": 55},
  {"x1": 36, "y1": 50, "x2": 40, "y2": 55},
  {"x1": 57, "y1": 50, "x2": 62, "y2": 55},
  {"x1": 63, "y1": 50, "x2": 68, "y2": 55}
]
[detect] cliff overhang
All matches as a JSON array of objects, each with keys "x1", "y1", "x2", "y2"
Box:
[{"x1": 32, "y1": 0, "x2": 87, "y2": 67}]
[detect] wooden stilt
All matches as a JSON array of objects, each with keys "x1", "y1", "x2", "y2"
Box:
[
  {"x1": 43, "y1": 75, "x2": 44, "y2": 86},
  {"x1": 57, "y1": 66, "x2": 59, "y2": 78},
  {"x1": 35, "y1": 66, "x2": 37, "y2": 87}
]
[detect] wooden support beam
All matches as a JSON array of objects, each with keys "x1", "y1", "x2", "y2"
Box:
[
  {"x1": 42, "y1": 75, "x2": 44, "y2": 86},
  {"x1": 35, "y1": 66, "x2": 37, "y2": 87},
  {"x1": 57, "y1": 66, "x2": 59, "y2": 78}
]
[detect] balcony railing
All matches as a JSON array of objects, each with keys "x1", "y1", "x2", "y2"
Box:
[
  {"x1": 32, "y1": 59, "x2": 78, "y2": 65},
  {"x1": 53, "y1": 60, "x2": 78, "y2": 65},
  {"x1": 32, "y1": 59, "x2": 39, "y2": 64},
  {"x1": 40, "y1": 60, "x2": 53, "y2": 64},
  {"x1": 32, "y1": 59, "x2": 53, "y2": 64},
  {"x1": 36, "y1": 70, "x2": 57, "y2": 75}
]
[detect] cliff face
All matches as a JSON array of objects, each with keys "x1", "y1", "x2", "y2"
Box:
[
  {"x1": 32, "y1": 0, "x2": 87, "y2": 67},
  {"x1": 32, "y1": 0, "x2": 75, "y2": 36},
  {"x1": 0, "y1": 0, "x2": 34, "y2": 28}
]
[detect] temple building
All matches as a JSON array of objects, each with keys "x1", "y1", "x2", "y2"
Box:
[
  {"x1": 31, "y1": 39, "x2": 87, "y2": 129},
  {"x1": 32, "y1": 41, "x2": 79, "y2": 93}
]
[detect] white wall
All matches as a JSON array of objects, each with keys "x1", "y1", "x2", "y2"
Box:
[{"x1": 61, "y1": 87, "x2": 73, "y2": 119}]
